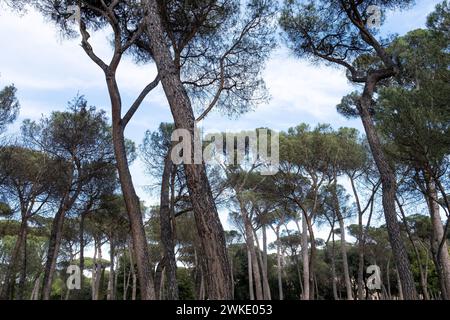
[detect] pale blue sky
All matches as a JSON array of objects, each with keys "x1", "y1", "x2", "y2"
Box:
[{"x1": 0, "y1": 1, "x2": 441, "y2": 236}]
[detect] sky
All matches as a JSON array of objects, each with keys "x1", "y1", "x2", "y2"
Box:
[{"x1": 0, "y1": 0, "x2": 442, "y2": 242}]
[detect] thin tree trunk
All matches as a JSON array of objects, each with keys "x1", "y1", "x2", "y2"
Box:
[
  {"x1": 123, "y1": 251, "x2": 129, "y2": 300},
  {"x1": 230, "y1": 255, "x2": 235, "y2": 299},
  {"x1": 41, "y1": 207, "x2": 67, "y2": 300},
  {"x1": 154, "y1": 256, "x2": 166, "y2": 300},
  {"x1": 127, "y1": 244, "x2": 137, "y2": 301},
  {"x1": 350, "y1": 176, "x2": 366, "y2": 300},
  {"x1": 386, "y1": 257, "x2": 392, "y2": 300},
  {"x1": 143, "y1": 0, "x2": 231, "y2": 299},
  {"x1": 396, "y1": 196, "x2": 430, "y2": 300},
  {"x1": 94, "y1": 240, "x2": 103, "y2": 300},
  {"x1": 30, "y1": 276, "x2": 40, "y2": 300},
  {"x1": 331, "y1": 231, "x2": 339, "y2": 300},
  {"x1": 301, "y1": 214, "x2": 310, "y2": 300},
  {"x1": 275, "y1": 227, "x2": 283, "y2": 300},
  {"x1": 159, "y1": 152, "x2": 179, "y2": 300},
  {"x1": 0, "y1": 217, "x2": 27, "y2": 300},
  {"x1": 92, "y1": 239, "x2": 98, "y2": 300},
  {"x1": 247, "y1": 248, "x2": 254, "y2": 300},
  {"x1": 240, "y1": 205, "x2": 263, "y2": 300},
  {"x1": 253, "y1": 228, "x2": 271, "y2": 300},
  {"x1": 114, "y1": 252, "x2": 119, "y2": 300},
  {"x1": 332, "y1": 175, "x2": 353, "y2": 300},
  {"x1": 107, "y1": 240, "x2": 115, "y2": 300},
  {"x1": 17, "y1": 225, "x2": 27, "y2": 300},
  {"x1": 79, "y1": 210, "x2": 88, "y2": 298},
  {"x1": 396, "y1": 268, "x2": 404, "y2": 300}
]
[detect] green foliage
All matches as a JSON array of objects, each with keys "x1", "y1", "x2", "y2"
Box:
[
  {"x1": 0, "y1": 84, "x2": 19, "y2": 134},
  {"x1": 0, "y1": 202, "x2": 12, "y2": 216}
]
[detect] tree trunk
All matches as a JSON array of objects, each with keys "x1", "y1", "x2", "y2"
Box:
[
  {"x1": 351, "y1": 175, "x2": 366, "y2": 300},
  {"x1": 0, "y1": 217, "x2": 27, "y2": 300},
  {"x1": 79, "y1": 211, "x2": 86, "y2": 297},
  {"x1": 301, "y1": 214, "x2": 310, "y2": 300},
  {"x1": 93, "y1": 239, "x2": 103, "y2": 300},
  {"x1": 275, "y1": 228, "x2": 284, "y2": 300},
  {"x1": 331, "y1": 232, "x2": 339, "y2": 300},
  {"x1": 230, "y1": 255, "x2": 235, "y2": 299},
  {"x1": 154, "y1": 256, "x2": 166, "y2": 300},
  {"x1": 41, "y1": 207, "x2": 66, "y2": 300},
  {"x1": 425, "y1": 174, "x2": 450, "y2": 300},
  {"x1": 337, "y1": 215, "x2": 352, "y2": 300},
  {"x1": 30, "y1": 276, "x2": 40, "y2": 300},
  {"x1": 159, "y1": 152, "x2": 179, "y2": 300},
  {"x1": 239, "y1": 203, "x2": 263, "y2": 300},
  {"x1": 357, "y1": 88, "x2": 417, "y2": 300},
  {"x1": 386, "y1": 257, "x2": 392, "y2": 300},
  {"x1": 107, "y1": 240, "x2": 115, "y2": 300},
  {"x1": 114, "y1": 253, "x2": 119, "y2": 300},
  {"x1": 247, "y1": 248, "x2": 254, "y2": 300},
  {"x1": 17, "y1": 225, "x2": 27, "y2": 300},
  {"x1": 109, "y1": 101, "x2": 155, "y2": 300},
  {"x1": 396, "y1": 268, "x2": 404, "y2": 300},
  {"x1": 332, "y1": 175, "x2": 353, "y2": 300},
  {"x1": 396, "y1": 196, "x2": 430, "y2": 300},
  {"x1": 127, "y1": 244, "x2": 137, "y2": 301},
  {"x1": 91, "y1": 240, "x2": 97, "y2": 300},
  {"x1": 143, "y1": 0, "x2": 231, "y2": 299},
  {"x1": 254, "y1": 228, "x2": 271, "y2": 300}
]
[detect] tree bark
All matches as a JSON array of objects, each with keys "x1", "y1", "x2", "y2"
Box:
[
  {"x1": 357, "y1": 83, "x2": 417, "y2": 299},
  {"x1": 275, "y1": 227, "x2": 284, "y2": 300},
  {"x1": 93, "y1": 239, "x2": 103, "y2": 300},
  {"x1": 143, "y1": 0, "x2": 231, "y2": 299},
  {"x1": 159, "y1": 152, "x2": 179, "y2": 300},
  {"x1": 41, "y1": 206, "x2": 67, "y2": 300},
  {"x1": 396, "y1": 196, "x2": 430, "y2": 300},
  {"x1": 108, "y1": 87, "x2": 155, "y2": 300},
  {"x1": 79, "y1": 210, "x2": 86, "y2": 298},
  {"x1": 107, "y1": 240, "x2": 115, "y2": 300},
  {"x1": 425, "y1": 174, "x2": 450, "y2": 299},
  {"x1": 331, "y1": 231, "x2": 339, "y2": 300},
  {"x1": 239, "y1": 203, "x2": 263, "y2": 300},
  {"x1": 349, "y1": 175, "x2": 366, "y2": 300},
  {"x1": 17, "y1": 225, "x2": 27, "y2": 300},
  {"x1": 301, "y1": 214, "x2": 310, "y2": 300},
  {"x1": 247, "y1": 248, "x2": 254, "y2": 300},
  {"x1": 254, "y1": 227, "x2": 271, "y2": 300}
]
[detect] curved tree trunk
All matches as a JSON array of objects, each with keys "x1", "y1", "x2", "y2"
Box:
[
  {"x1": 109, "y1": 95, "x2": 155, "y2": 300},
  {"x1": 358, "y1": 87, "x2": 417, "y2": 300},
  {"x1": 143, "y1": 0, "x2": 231, "y2": 299}
]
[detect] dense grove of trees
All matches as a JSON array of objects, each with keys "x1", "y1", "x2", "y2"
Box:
[{"x1": 0, "y1": 0, "x2": 449, "y2": 300}]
